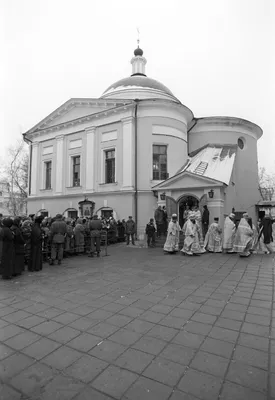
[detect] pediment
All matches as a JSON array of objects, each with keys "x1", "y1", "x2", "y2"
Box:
[
  {"x1": 25, "y1": 98, "x2": 132, "y2": 134},
  {"x1": 153, "y1": 171, "x2": 224, "y2": 190}
]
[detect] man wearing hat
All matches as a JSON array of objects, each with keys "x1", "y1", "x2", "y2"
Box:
[
  {"x1": 125, "y1": 216, "x2": 136, "y2": 245},
  {"x1": 49, "y1": 214, "x2": 67, "y2": 265}
]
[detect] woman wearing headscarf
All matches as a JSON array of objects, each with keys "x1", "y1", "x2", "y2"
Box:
[
  {"x1": 223, "y1": 213, "x2": 236, "y2": 253},
  {"x1": 11, "y1": 217, "x2": 25, "y2": 276},
  {"x1": 163, "y1": 214, "x2": 181, "y2": 254},
  {"x1": 0, "y1": 218, "x2": 15, "y2": 279},
  {"x1": 233, "y1": 213, "x2": 254, "y2": 257},
  {"x1": 28, "y1": 216, "x2": 43, "y2": 271},
  {"x1": 181, "y1": 212, "x2": 202, "y2": 256},
  {"x1": 74, "y1": 218, "x2": 85, "y2": 254}
]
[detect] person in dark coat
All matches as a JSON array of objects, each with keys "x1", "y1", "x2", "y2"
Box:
[
  {"x1": 125, "y1": 216, "x2": 136, "y2": 245},
  {"x1": 11, "y1": 217, "x2": 25, "y2": 276},
  {"x1": 0, "y1": 218, "x2": 15, "y2": 280},
  {"x1": 89, "y1": 215, "x2": 102, "y2": 257},
  {"x1": 145, "y1": 218, "x2": 156, "y2": 247},
  {"x1": 202, "y1": 205, "x2": 210, "y2": 239},
  {"x1": 21, "y1": 219, "x2": 33, "y2": 266},
  {"x1": 49, "y1": 214, "x2": 67, "y2": 265},
  {"x1": 259, "y1": 215, "x2": 274, "y2": 253},
  {"x1": 28, "y1": 216, "x2": 44, "y2": 272}
]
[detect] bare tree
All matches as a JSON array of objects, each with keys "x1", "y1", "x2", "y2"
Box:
[
  {"x1": 259, "y1": 167, "x2": 275, "y2": 201},
  {"x1": 4, "y1": 140, "x2": 29, "y2": 216}
]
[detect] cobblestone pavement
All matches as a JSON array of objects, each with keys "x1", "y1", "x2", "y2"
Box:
[{"x1": 0, "y1": 246, "x2": 274, "y2": 400}]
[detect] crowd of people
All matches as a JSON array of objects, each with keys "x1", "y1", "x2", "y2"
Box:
[
  {"x1": 0, "y1": 213, "x2": 137, "y2": 280},
  {"x1": 163, "y1": 205, "x2": 275, "y2": 257},
  {"x1": 0, "y1": 206, "x2": 274, "y2": 280}
]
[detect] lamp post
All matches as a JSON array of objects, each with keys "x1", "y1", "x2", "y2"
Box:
[{"x1": 208, "y1": 189, "x2": 214, "y2": 199}]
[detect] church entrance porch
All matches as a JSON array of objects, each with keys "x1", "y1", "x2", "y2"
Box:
[{"x1": 178, "y1": 195, "x2": 199, "y2": 228}]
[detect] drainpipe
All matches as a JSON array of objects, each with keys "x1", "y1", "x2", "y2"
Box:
[
  {"x1": 187, "y1": 118, "x2": 198, "y2": 155},
  {"x1": 23, "y1": 134, "x2": 33, "y2": 200},
  {"x1": 134, "y1": 99, "x2": 139, "y2": 238}
]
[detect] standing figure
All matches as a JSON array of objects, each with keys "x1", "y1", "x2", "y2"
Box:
[
  {"x1": 83, "y1": 219, "x2": 91, "y2": 254},
  {"x1": 183, "y1": 205, "x2": 191, "y2": 226},
  {"x1": 154, "y1": 206, "x2": 164, "y2": 238},
  {"x1": 21, "y1": 219, "x2": 33, "y2": 266},
  {"x1": 11, "y1": 217, "x2": 25, "y2": 276},
  {"x1": 181, "y1": 213, "x2": 202, "y2": 256},
  {"x1": 193, "y1": 205, "x2": 203, "y2": 245},
  {"x1": 202, "y1": 205, "x2": 210, "y2": 239},
  {"x1": 0, "y1": 218, "x2": 15, "y2": 280},
  {"x1": 233, "y1": 213, "x2": 254, "y2": 257},
  {"x1": 64, "y1": 220, "x2": 73, "y2": 257},
  {"x1": 74, "y1": 218, "x2": 85, "y2": 254},
  {"x1": 49, "y1": 214, "x2": 67, "y2": 265},
  {"x1": 162, "y1": 206, "x2": 168, "y2": 234},
  {"x1": 146, "y1": 218, "x2": 156, "y2": 248},
  {"x1": 89, "y1": 215, "x2": 102, "y2": 257},
  {"x1": 204, "y1": 217, "x2": 222, "y2": 253},
  {"x1": 258, "y1": 215, "x2": 274, "y2": 254},
  {"x1": 41, "y1": 220, "x2": 50, "y2": 262},
  {"x1": 223, "y1": 213, "x2": 236, "y2": 253},
  {"x1": 117, "y1": 220, "x2": 126, "y2": 242},
  {"x1": 28, "y1": 216, "x2": 44, "y2": 272},
  {"x1": 163, "y1": 214, "x2": 181, "y2": 253},
  {"x1": 0, "y1": 215, "x2": 3, "y2": 271},
  {"x1": 125, "y1": 216, "x2": 136, "y2": 245}
]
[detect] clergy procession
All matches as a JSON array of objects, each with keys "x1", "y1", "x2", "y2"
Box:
[
  {"x1": 163, "y1": 205, "x2": 274, "y2": 257},
  {"x1": 0, "y1": 205, "x2": 273, "y2": 280}
]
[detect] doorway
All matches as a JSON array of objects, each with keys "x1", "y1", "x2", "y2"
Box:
[{"x1": 178, "y1": 195, "x2": 199, "y2": 228}]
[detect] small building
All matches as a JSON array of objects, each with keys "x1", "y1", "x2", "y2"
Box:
[{"x1": 23, "y1": 45, "x2": 263, "y2": 237}]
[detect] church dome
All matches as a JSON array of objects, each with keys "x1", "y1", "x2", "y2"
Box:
[{"x1": 101, "y1": 44, "x2": 180, "y2": 103}]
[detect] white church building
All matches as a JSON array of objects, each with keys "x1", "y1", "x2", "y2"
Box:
[{"x1": 24, "y1": 44, "x2": 263, "y2": 238}]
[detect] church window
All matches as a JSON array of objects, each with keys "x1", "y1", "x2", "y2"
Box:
[
  {"x1": 72, "y1": 156, "x2": 81, "y2": 187},
  {"x1": 105, "y1": 149, "x2": 115, "y2": 183},
  {"x1": 238, "y1": 138, "x2": 245, "y2": 150},
  {"x1": 153, "y1": 145, "x2": 168, "y2": 180},
  {"x1": 45, "y1": 161, "x2": 52, "y2": 189}
]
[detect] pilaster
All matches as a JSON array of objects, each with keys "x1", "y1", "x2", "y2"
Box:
[
  {"x1": 30, "y1": 142, "x2": 39, "y2": 196},
  {"x1": 85, "y1": 127, "x2": 96, "y2": 192},
  {"x1": 122, "y1": 117, "x2": 134, "y2": 190},
  {"x1": 55, "y1": 135, "x2": 64, "y2": 194}
]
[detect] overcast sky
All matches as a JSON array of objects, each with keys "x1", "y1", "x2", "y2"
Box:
[{"x1": 1, "y1": 0, "x2": 274, "y2": 172}]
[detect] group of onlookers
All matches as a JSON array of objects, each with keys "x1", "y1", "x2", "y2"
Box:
[{"x1": 162, "y1": 205, "x2": 275, "y2": 257}]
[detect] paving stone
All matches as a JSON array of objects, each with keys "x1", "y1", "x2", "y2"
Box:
[
  {"x1": 132, "y1": 335, "x2": 167, "y2": 355},
  {"x1": 271, "y1": 373, "x2": 275, "y2": 397},
  {"x1": 89, "y1": 339, "x2": 128, "y2": 362},
  {"x1": 52, "y1": 311, "x2": 80, "y2": 324},
  {"x1": 139, "y1": 310, "x2": 164, "y2": 323},
  {"x1": 169, "y1": 308, "x2": 194, "y2": 319},
  {"x1": 39, "y1": 374, "x2": 85, "y2": 400},
  {"x1": 245, "y1": 313, "x2": 271, "y2": 326},
  {"x1": 31, "y1": 320, "x2": 64, "y2": 335},
  {"x1": 131, "y1": 299, "x2": 154, "y2": 310},
  {"x1": 0, "y1": 352, "x2": 35, "y2": 381},
  {"x1": 224, "y1": 303, "x2": 247, "y2": 313},
  {"x1": 191, "y1": 312, "x2": 217, "y2": 325},
  {"x1": 91, "y1": 365, "x2": 138, "y2": 399},
  {"x1": 0, "y1": 324, "x2": 24, "y2": 341},
  {"x1": 172, "y1": 330, "x2": 205, "y2": 349},
  {"x1": 250, "y1": 299, "x2": 272, "y2": 309},
  {"x1": 16, "y1": 315, "x2": 46, "y2": 328},
  {"x1": 190, "y1": 350, "x2": 230, "y2": 378},
  {"x1": 233, "y1": 345, "x2": 268, "y2": 370},
  {"x1": 143, "y1": 357, "x2": 186, "y2": 386},
  {"x1": 184, "y1": 321, "x2": 213, "y2": 335},
  {"x1": 68, "y1": 316, "x2": 99, "y2": 331},
  {"x1": 215, "y1": 317, "x2": 242, "y2": 331},
  {"x1": 102, "y1": 302, "x2": 126, "y2": 313},
  {"x1": 160, "y1": 343, "x2": 195, "y2": 365},
  {"x1": 209, "y1": 326, "x2": 239, "y2": 343},
  {"x1": 71, "y1": 305, "x2": 97, "y2": 316},
  {"x1": 2, "y1": 309, "x2": 32, "y2": 323},
  {"x1": 159, "y1": 315, "x2": 186, "y2": 329},
  {"x1": 0, "y1": 343, "x2": 15, "y2": 360},
  {"x1": 42, "y1": 345, "x2": 82, "y2": 369},
  {"x1": 37, "y1": 307, "x2": 65, "y2": 319},
  {"x1": 88, "y1": 321, "x2": 120, "y2": 338},
  {"x1": 24, "y1": 303, "x2": 50, "y2": 314},
  {"x1": 65, "y1": 354, "x2": 108, "y2": 383},
  {"x1": 108, "y1": 328, "x2": 142, "y2": 346},
  {"x1": 178, "y1": 368, "x2": 222, "y2": 400},
  {"x1": 220, "y1": 310, "x2": 246, "y2": 322},
  {"x1": 106, "y1": 314, "x2": 133, "y2": 327},
  {"x1": 123, "y1": 376, "x2": 172, "y2": 400},
  {"x1": 220, "y1": 381, "x2": 266, "y2": 400},
  {"x1": 150, "y1": 304, "x2": 174, "y2": 314},
  {"x1": 74, "y1": 386, "x2": 114, "y2": 400},
  {"x1": 4, "y1": 330, "x2": 41, "y2": 350},
  {"x1": 9, "y1": 361, "x2": 55, "y2": 397},
  {"x1": 238, "y1": 333, "x2": 269, "y2": 352},
  {"x1": 169, "y1": 390, "x2": 201, "y2": 400},
  {"x1": 226, "y1": 360, "x2": 267, "y2": 393},
  {"x1": 66, "y1": 332, "x2": 102, "y2": 352},
  {"x1": 115, "y1": 348, "x2": 154, "y2": 373},
  {"x1": 22, "y1": 337, "x2": 61, "y2": 360},
  {"x1": 147, "y1": 325, "x2": 179, "y2": 341},
  {"x1": 48, "y1": 326, "x2": 81, "y2": 344},
  {"x1": 0, "y1": 384, "x2": 22, "y2": 400},
  {"x1": 0, "y1": 319, "x2": 9, "y2": 328},
  {"x1": 201, "y1": 337, "x2": 235, "y2": 359},
  {"x1": 241, "y1": 322, "x2": 270, "y2": 337},
  {"x1": 178, "y1": 301, "x2": 201, "y2": 311},
  {"x1": 0, "y1": 306, "x2": 17, "y2": 317},
  {"x1": 126, "y1": 319, "x2": 155, "y2": 333},
  {"x1": 119, "y1": 306, "x2": 144, "y2": 318}
]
